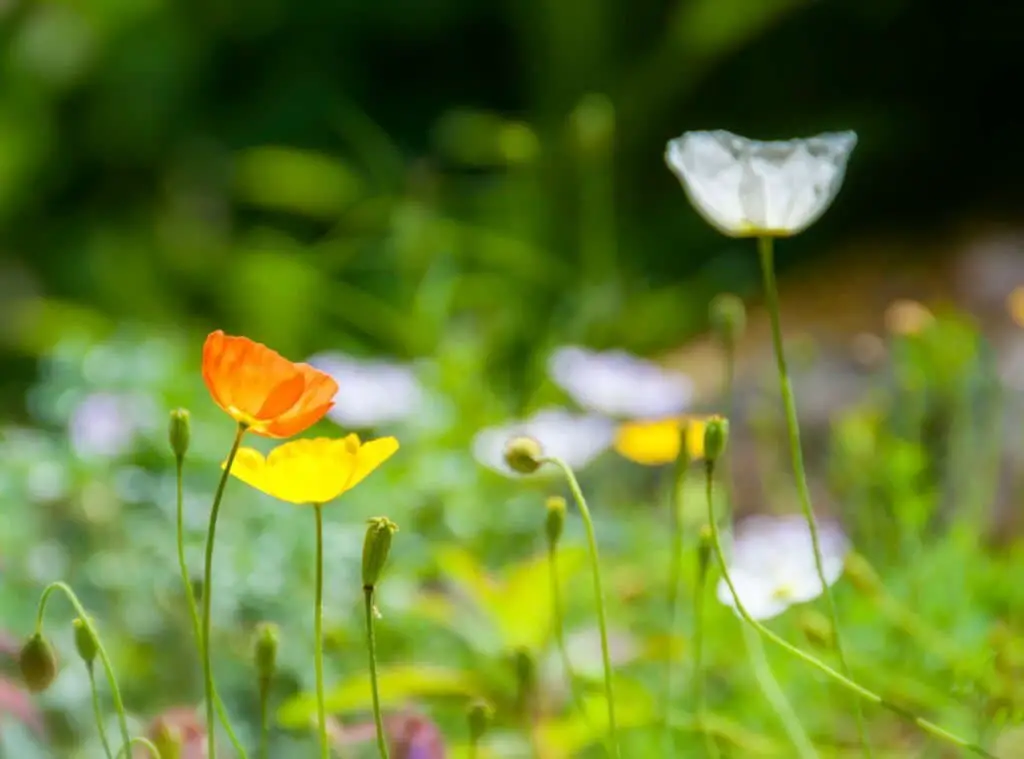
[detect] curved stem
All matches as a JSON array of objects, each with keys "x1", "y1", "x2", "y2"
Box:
[
  {"x1": 364, "y1": 586, "x2": 390, "y2": 759},
  {"x1": 314, "y1": 505, "x2": 329, "y2": 759},
  {"x1": 757, "y1": 235, "x2": 873, "y2": 757},
  {"x1": 36, "y1": 582, "x2": 131, "y2": 755},
  {"x1": 175, "y1": 457, "x2": 249, "y2": 759},
  {"x1": 548, "y1": 546, "x2": 593, "y2": 732},
  {"x1": 201, "y1": 423, "x2": 246, "y2": 759},
  {"x1": 88, "y1": 666, "x2": 115, "y2": 759},
  {"x1": 692, "y1": 539, "x2": 721, "y2": 759},
  {"x1": 703, "y1": 460, "x2": 997, "y2": 758},
  {"x1": 114, "y1": 736, "x2": 161, "y2": 759},
  {"x1": 542, "y1": 456, "x2": 620, "y2": 759},
  {"x1": 258, "y1": 687, "x2": 270, "y2": 759},
  {"x1": 740, "y1": 624, "x2": 818, "y2": 759}
]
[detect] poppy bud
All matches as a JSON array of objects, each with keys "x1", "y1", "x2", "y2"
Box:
[
  {"x1": 709, "y1": 293, "x2": 746, "y2": 349},
  {"x1": 545, "y1": 496, "x2": 566, "y2": 548},
  {"x1": 168, "y1": 409, "x2": 191, "y2": 460},
  {"x1": 512, "y1": 647, "x2": 536, "y2": 708},
  {"x1": 844, "y1": 551, "x2": 882, "y2": 597},
  {"x1": 703, "y1": 416, "x2": 729, "y2": 462},
  {"x1": 467, "y1": 699, "x2": 494, "y2": 744},
  {"x1": 797, "y1": 610, "x2": 834, "y2": 650},
  {"x1": 504, "y1": 436, "x2": 544, "y2": 475},
  {"x1": 151, "y1": 721, "x2": 184, "y2": 759},
  {"x1": 19, "y1": 633, "x2": 58, "y2": 693},
  {"x1": 362, "y1": 517, "x2": 398, "y2": 589},
  {"x1": 253, "y1": 622, "x2": 279, "y2": 692},
  {"x1": 72, "y1": 618, "x2": 98, "y2": 667}
]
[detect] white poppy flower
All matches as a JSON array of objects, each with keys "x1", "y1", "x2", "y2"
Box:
[
  {"x1": 307, "y1": 352, "x2": 424, "y2": 428},
  {"x1": 665, "y1": 130, "x2": 857, "y2": 237},
  {"x1": 472, "y1": 407, "x2": 614, "y2": 477},
  {"x1": 547, "y1": 345, "x2": 693, "y2": 419},
  {"x1": 716, "y1": 514, "x2": 850, "y2": 621}
]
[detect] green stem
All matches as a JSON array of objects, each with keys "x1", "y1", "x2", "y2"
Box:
[
  {"x1": 88, "y1": 666, "x2": 115, "y2": 759},
  {"x1": 201, "y1": 423, "x2": 246, "y2": 759},
  {"x1": 258, "y1": 685, "x2": 270, "y2": 759},
  {"x1": 664, "y1": 449, "x2": 689, "y2": 755},
  {"x1": 36, "y1": 582, "x2": 131, "y2": 755},
  {"x1": 114, "y1": 736, "x2": 161, "y2": 759},
  {"x1": 692, "y1": 537, "x2": 720, "y2": 759},
  {"x1": 548, "y1": 545, "x2": 593, "y2": 731},
  {"x1": 314, "y1": 505, "x2": 330, "y2": 759},
  {"x1": 175, "y1": 457, "x2": 249, "y2": 759},
  {"x1": 740, "y1": 624, "x2": 818, "y2": 759},
  {"x1": 757, "y1": 235, "x2": 873, "y2": 757},
  {"x1": 542, "y1": 456, "x2": 620, "y2": 759},
  {"x1": 364, "y1": 586, "x2": 390, "y2": 759},
  {"x1": 703, "y1": 460, "x2": 997, "y2": 758}
]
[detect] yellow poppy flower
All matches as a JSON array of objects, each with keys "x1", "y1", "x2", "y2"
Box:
[
  {"x1": 1009, "y1": 286, "x2": 1024, "y2": 329},
  {"x1": 225, "y1": 435, "x2": 398, "y2": 505},
  {"x1": 613, "y1": 417, "x2": 707, "y2": 466}
]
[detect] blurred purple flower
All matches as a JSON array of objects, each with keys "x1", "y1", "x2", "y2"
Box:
[{"x1": 67, "y1": 391, "x2": 156, "y2": 459}]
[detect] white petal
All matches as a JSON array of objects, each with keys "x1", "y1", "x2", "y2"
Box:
[
  {"x1": 308, "y1": 352, "x2": 424, "y2": 428},
  {"x1": 471, "y1": 407, "x2": 614, "y2": 477},
  {"x1": 547, "y1": 345, "x2": 693, "y2": 419},
  {"x1": 716, "y1": 569, "x2": 791, "y2": 621},
  {"x1": 665, "y1": 130, "x2": 857, "y2": 236}
]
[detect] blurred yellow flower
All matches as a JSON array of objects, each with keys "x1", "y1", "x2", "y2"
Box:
[
  {"x1": 613, "y1": 417, "x2": 707, "y2": 466},
  {"x1": 1008, "y1": 286, "x2": 1024, "y2": 328},
  {"x1": 884, "y1": 299, "x2": 933, "y2": 336},
  {"x1": 225, "y1": 435, "x2": 398, "y2": 505}
]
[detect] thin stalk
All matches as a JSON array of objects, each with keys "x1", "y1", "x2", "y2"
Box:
[
  {"x1": 704, "y1": 460, "x2": 997, "y2": 758},
  {"x1": 548, "y1": 545, "x2": 592, "y2": 729},
  {"x1": 364, "y1": 586, "x2": 390, "y2": 759},
  {"x1": 757, "y1": 235, "x2": 873, "y2": 757},
  {"x1": 174, "y1": 456, "x2": 248, "y2": 758},
  {"x1": 258, "y1": 685, "x2": 270, "y2": 759},
  {"x1": 663, "y1": 448, "x2": 689, "y2": 755},
  {"x1": 740, "y1": 624, "x2": 818, "y2": 759},
  {"x1": 692, "y1": 538, "x2": 720, "y2": 759},
  {"x1": 201, "y1": 423, "x2": 247, "y2": 759},
  {"x1": 542, "y1": 456, "x2": 620, "y2": 758},
  {"x1": 88, "y1": 666, "x2": 115, "y2": 759},
  {"x1": 36, "y1": 582, "x2": 130, "y2": 755},
  {"x1": 314, "y1": 505, "x2": 329, "y2": 759}
]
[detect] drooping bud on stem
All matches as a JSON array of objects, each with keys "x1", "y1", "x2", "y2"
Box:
[
  {"x1": 709, "y1": 293, "x2": 747, "y2": 350},
  {"x1": 545, "y1": 496, "x2": 566, "y2": 549},
  {"x1": 253, "y1": 622, "x2": 279, "y2": 693},
  {"x1": 19, "y1": 633, "x2": 58, "y2": 693},
  {"x1": 504, "y1": 436, "x2": 544, "y2": 475},
  {"x1": 362, "y1": 517, "x2": 398, "y2": 589},
  {"x1": 703, "y1": 416, "x2": 729, "y2": 463},
  {"x1": 467, "y1": 699, "x2": 494, "y2": 745},
  {"x1": 72, "y1": 617, "x2": 98, "y2": 668},
  {"x1": 168, "y1": 408, "x2": 191, "y2": 460}
]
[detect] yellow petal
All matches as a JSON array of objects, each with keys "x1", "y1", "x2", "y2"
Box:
[
  {"x1": 225, "y1": 447, "x2": 271, "y2": 493},
  {"x1": 614, "y1": 417, "x2": 706, "y2": 466},
  {"x1": 348, "y1": 436, "x2": 400, "y2": 491}
]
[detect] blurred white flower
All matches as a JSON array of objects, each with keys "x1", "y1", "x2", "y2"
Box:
[
  {"x1": 472, "y1": 407, "x2": 614, "y2": 477},
  {"x1": 716, "y1": 514, "x2": 850, "y2": 621},
  {"x1": 665, "y1": 130, "x2": 857, "y2": 237},
  {"x1": 547, "y1": 345, "x2": 693, "y2": 419},
  {"x1": 307, "y1": 352, "x2": 424, "y2": 428},
  {"x1": 68, "y1": 392, "x2": 156, "y2": 460}
]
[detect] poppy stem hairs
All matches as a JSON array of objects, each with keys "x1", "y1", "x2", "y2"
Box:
[
  {"x1": 702, "y1": 420, "x2": 999, "y2": 759},
  {"x1": 363, "y1": 517, "x2": 398, "y2": 759},
  {"x1": 691, "y1": 528, "x2": 721, "y2": 759},
  {"x1": 201, "y1": 422, "x2": 247, "y2": 759},
  {"x1": 541, "y1": 455, "x2": 621, "y2": 759},
  {"x1": 33, "y1": 582, "x2": 133, "y2": 755},
  {"x1": 170, "y1": 410, "x2": 247, "y2": 759},
  {"x1": 757, "y1": 235, "x2": 874, "y2": 757}
]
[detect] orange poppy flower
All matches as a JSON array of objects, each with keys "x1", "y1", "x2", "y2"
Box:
[{"x1": 202, "y1": 331, "x2": 338, "y2": 438}]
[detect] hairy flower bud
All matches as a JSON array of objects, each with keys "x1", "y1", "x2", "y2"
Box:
[
  {"x1": 545, "y1": 496, "x2": 566, "y2": 548},
  {"x1": 72, "y1": 618, "x2": 98, "y2": 667},
  {"x1": 19, "y1": 633, "x2": 58, "y2": 693},
  {"x1": 363, "y1": 517, "x2": 399, "y2": 589},
  {"x1": 168, "y1": 408, "x2": 191, "y2": 460},
  {"x1": 253, "y1": 622, "x2": 279, "y2": 693},
  {"x1": 504, "y1": 436, "x2": 544, "y2": 475},
  {"x1": 703, "y1": 416, "x2": 729, "y2": 462}
]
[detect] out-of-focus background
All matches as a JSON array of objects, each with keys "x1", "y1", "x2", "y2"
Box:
[{"x1": 3, "y1": 0, "x2": 1024, "y2": 756}]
